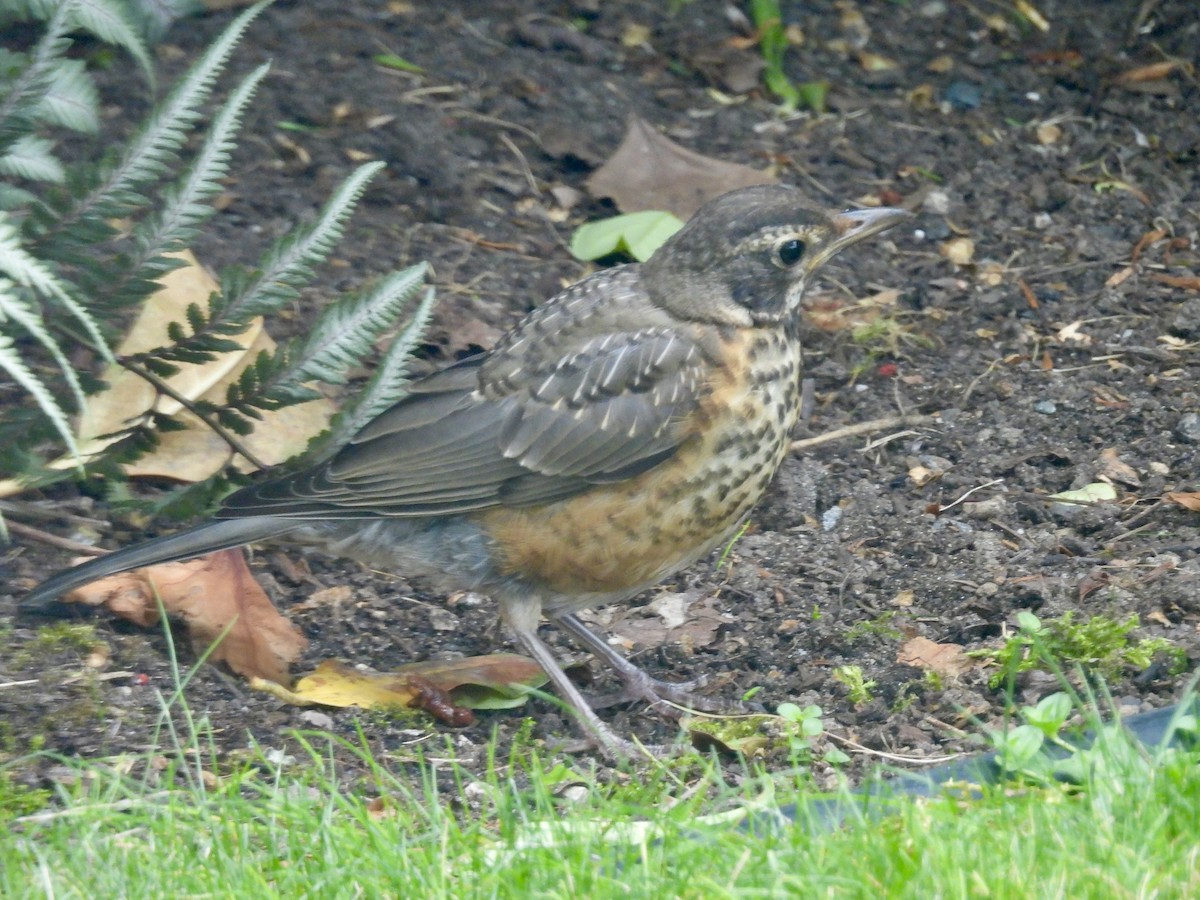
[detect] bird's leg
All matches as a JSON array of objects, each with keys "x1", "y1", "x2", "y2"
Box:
[
  {"x1": 553, "y1": 613, "x2": 755, "y2": 715},
  {"x1": 500, "y1": 597, "x2": 649, "y2": 760}
]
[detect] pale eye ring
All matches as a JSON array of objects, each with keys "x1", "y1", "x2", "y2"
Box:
[{"x1": 773, "y1": 238, "x2": 806, "y2": 268}]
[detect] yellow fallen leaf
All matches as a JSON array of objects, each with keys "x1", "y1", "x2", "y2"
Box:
[{"x1": 257, "y1": 655, "x2": 548, "y2": 714}]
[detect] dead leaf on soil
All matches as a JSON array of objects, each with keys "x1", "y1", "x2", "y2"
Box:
[
  {"x1": 897, "y1": 636, "x2": 978, "y2": 677},
  {"x1": 60, "y1": 549, "x2": 308, "y2": 683},
  {"x1": 1114, "y1": 60, "x2": 1188, "y2": 85},
  {"x1": 606, "y1": 593, "x2": 732, "y2": 651},
  {"x1": 1097, "y1": 448, "x2": 1141, "y2": 488},
  {"x1": 251, "y1": 656, "x2": 547, "y2": 719},
  {"x1": 1165, "y1": 491, "x2": 1200, "y2": 512},
  {"x1": 41, "y1": 251, "x2": 334, "y2": 483},
  {"x1": 586, "y1": 115, "x2": 775, "y2": 219}
]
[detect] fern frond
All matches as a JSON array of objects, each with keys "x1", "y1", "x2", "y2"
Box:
[
  {"x1": 0, "y1": 210, "x2": 112, "y2": 360},
  {"x1": 57, "y1": 0, "x2": 267, "y2": 231},
  {"x1": 0, "y1": 2, "x2": 73, "y2": 145},
  {"x1": 0, "y1": 134, "x2": 65, "y2": 182},
  {"x1": 217, "y1": 160, "x2": 385, "y2": 320},
  {"x1": 0, "y1": 313, "x2": 80, "y2": 461},
  {"x1": 67, "y1": 0, "x2": 155, "y2": 82},
  {"x1": 33, "y1": 58, "x2": 100, "y2": 132},
  {"x1": 285, "y1": 262, "x2": 428, "y2": 387},
  {"x1": 0, "y1": 275, "x2": 86, "y2": 407},
  {"x1": 325, "y1": 285, "x2": 437, "y2": 449},
  {"x1": 131, "y1": 62, "x2": 270, "y2": 267}
]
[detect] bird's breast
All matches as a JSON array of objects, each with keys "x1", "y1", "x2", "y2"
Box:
[{"x1": 478, "y1": 327, "x2": 803, "y2": 596}]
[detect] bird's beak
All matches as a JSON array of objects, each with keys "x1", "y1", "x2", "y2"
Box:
[
  {"x1": 830, "y1": 206, "x2": 910, "y2": 248},
  {"x1": 810, "y1": 206, "x2": 910, "y2": 270}
]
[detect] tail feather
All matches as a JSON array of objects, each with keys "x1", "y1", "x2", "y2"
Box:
[{"x1": 20, "y1": 517, "x2": 296, "y2": 611}]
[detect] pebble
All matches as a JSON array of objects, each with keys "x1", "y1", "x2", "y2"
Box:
[
  {"x1": 822, "y1": 507, "x2": 843, "y2": 532},
  {"x1": 1169, "y1": 298, "x2": 1200, "y2": 338},
  {"x1": 299, "y1": 710, "x2": 334, "y2": 729},
  {"x1": 1034, "y1": 400, "x2": 1057, "y2": 414},
  {"x1": 1177, "y1": 413, "x2": 1200, "y2": 444},
  {"x1": 943, "y1": 81, "x2": 982, "y2": 110}
]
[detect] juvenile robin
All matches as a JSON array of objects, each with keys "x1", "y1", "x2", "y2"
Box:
[{"x1": 22, "y1": 185, "x2": 908, "y2": 757}]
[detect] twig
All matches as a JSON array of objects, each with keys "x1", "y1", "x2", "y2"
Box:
[
  {"x1": 4, "y1": 519, "x2": 107, "y2": 556},
  {"x1": 825, "y1": 731, "x2": 960, "y2": 765},
  {"x1": 0, "y1": 500, "x2": 108, "y2": 529},
  {"x1": 937, "y1": 479, "x2": 1005, "y2": 513},
  {"x1": 790, "y1": 413, "x2": 936, "y2": 453},
  {"x1": 118, "y1": 359, "x2": 270, "y2": 472}
]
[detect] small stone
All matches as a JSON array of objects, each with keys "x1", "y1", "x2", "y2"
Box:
[
  {"x1": 300, "y1": 710, "x2": 334, "y2": 729},
  {"x1": 922, "y1": 190, "x2": 952, "y2": 215},
  {"x1": 1177, "y1": 413, "x2": 1200, "y2": 444},
  {"x1": 559, "y1": 784, "x2": 591, "y2": 804},
  {"x1": 943, "y1": 81, "x2": 982, "y2": 110},
  {"x1": 1169, "y1": 298, "x2": 1200, "y2": 338},
  {"x1": 1034, "y1": 400, "x2": 1057, "y2": 414},
  {"x1": 428, "y1": 607, "x2": 460, "y2": 631}
]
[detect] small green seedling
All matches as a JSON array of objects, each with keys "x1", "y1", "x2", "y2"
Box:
[{"x1": 833, "y1": 665, "x2": 877, "y2": 705}]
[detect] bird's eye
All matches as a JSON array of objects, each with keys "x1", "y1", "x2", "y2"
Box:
[{"x1": 773, "y1": 238, "x2": 806, "y2": 268}]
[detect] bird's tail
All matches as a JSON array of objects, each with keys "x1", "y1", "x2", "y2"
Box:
[{"x1": 20, "y1": 517, "x2": 296, "y2": 611}]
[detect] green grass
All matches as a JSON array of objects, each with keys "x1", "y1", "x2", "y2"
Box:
[
  {"x1": 5, "y1": 619, "x2": 1198, "y2": 897},
  {"x1": 5, "y1": 697, "x2": 1200, "y2": 897}
]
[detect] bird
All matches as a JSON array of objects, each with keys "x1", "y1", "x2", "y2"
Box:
[{"x1": 22, "y1": 185, "x2": 908, "y2": 757}]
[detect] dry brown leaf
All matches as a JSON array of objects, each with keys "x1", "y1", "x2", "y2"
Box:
[
  {"x1": 1166, "y1": 491, "x2": 1200, "y2": 512},
  {"x1": 1115, "y1": 60, "x2": 1186, "y2": 84},
  {"x1": 897, "y1": 636, "x2": 977, "y2": 677},
  {"x1": 607, "y1": 594, "x2": 731, "y2": 650},
  {"x1": 46, "y1": 251, "x2": 335, "y2": 482},
  {"x1": 1098, "y1": 448, "x2": 1140, "y2": 488},
  {"x1": 61, "y1": 549, "x2": 307, "y2": 682},
  {"x1": 586, "y1": 115, "x2": 775, "y2": 219}
]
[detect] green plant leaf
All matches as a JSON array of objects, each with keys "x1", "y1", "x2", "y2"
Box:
[{"x1": 569, "y1": 211, "x2": 683, "y2": 262}]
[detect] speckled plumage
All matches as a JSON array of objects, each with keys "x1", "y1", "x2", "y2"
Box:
[{"x1": 23, "y1": 185, "x2": 907, "y2": 756}]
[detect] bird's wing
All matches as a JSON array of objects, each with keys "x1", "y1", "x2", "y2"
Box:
[{"x1": 218, "y1": 325, "x2": 710, "y2": 519}]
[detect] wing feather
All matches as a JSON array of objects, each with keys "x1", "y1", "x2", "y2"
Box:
[{"x1": 219, "y1": 274, "x2": 711, "y2": 520}]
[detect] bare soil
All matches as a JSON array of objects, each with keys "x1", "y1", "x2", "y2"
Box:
[{"x1": 3, "y1": 0, "x2": 1198, "y2": 792}]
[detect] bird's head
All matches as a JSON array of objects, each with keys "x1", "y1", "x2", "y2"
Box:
[{"x1": 641, "y1": 185, "x2": 909, "y2": 327}]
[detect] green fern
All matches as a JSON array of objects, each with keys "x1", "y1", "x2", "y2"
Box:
[{"x1": 0, "y1": 0, "x2": 436, "y2": 516}]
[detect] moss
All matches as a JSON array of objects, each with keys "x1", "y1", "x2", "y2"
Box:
[
  {"x1": 11, "y1": 622, "x2": 103, "y2": 670},
  {"x1": 0, "y1": 771, "x2": 53, "y2": 823}
]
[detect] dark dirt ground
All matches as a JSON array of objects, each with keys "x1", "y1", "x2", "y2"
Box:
[{"x1": 3, "y1": 0, "x2": 1199, "y2": 796}]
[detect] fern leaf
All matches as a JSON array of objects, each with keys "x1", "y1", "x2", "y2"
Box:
[
  {"x1": 67, "y1": 0, "x2": 155, "y2": 82},
  {"x1": 63, "y1": 0, "x2": 268, "y2": 228},
  {"x1": 0, "y1": 319, "x2": 80, "y2": 462},
  {"x1": 33, "y1": 58, "x2": 100, "y2": 132},
  {"x1": 218, "y1": 160, "x2": 385, "y2": 319},
  {"x1": 132, "y1": 62, "x2": 269, "y2": 261},
  {"x1": 0, "y1": 274, "x2": 86, "y2": 406},
  {"x1": 324, "y1": 285, "x2": 437, "y2": 449},
  {"x1": 286, "y1": 262, "x2": 428, "y2": 386},
  {"x1": 0, "y1": 3, "x2": 73, "y2": 146},
  {"x1": 0, "y1": 134, "x2": 65, "y2": 182},
  {"x1": 0, "y1": 210, "x2": 113, "y2": 361}
]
